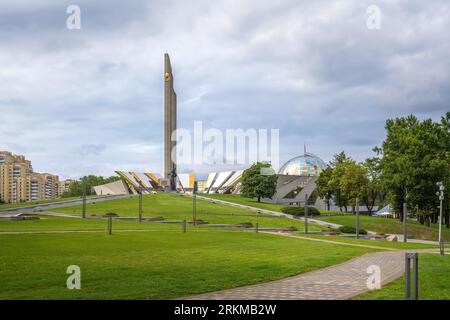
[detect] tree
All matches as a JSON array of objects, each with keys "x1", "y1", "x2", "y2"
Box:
[
  {"x1": 241, "y1": 162, "x2": 277, "y2": 202},
  {"x1": 328, "y1": 152, "x2": 351, "y2": 212},
  {"x1": 339, "y1": 160, "x2": 367, "y2": 214},
  {"x1": 317, "y1": 152, "x2": 383, "y2": 215},
  {"x1": 316, "y1": 167, "x2": 333, "y2": 210},
  {"x1": 440, "y1": 112, "x2": 450, "y2": 228},
  {"x1": 361, "y1": 157, "x2": 383, "y2": 215},
  {"x1": 378, "y1": 114, "x2": 449, "y2": 225},
  {"x1": 62, "y1": 175, "x2": 121, "y2": 197}
]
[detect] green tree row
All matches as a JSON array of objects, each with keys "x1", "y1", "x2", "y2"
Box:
[
  {"x1": 316, "y1": 112, "x2": 449, "y2": 227},
  {"x1": 316, "y1": 152, "x2": 382, "y2": 215}
]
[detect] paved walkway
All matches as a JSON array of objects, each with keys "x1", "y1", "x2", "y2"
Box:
[{"x1": 182, "y1": 249, "x2": 436, "y2": 300}]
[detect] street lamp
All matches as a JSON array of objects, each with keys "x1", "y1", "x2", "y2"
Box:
[
  {"x1": 193, "y1": 181, "x2": 198, "y2": 226},
  {"x1": 436, "y1": 182, "x2": 445, "y2": 254},
  {"x1": 138, "y1": 182, "x2": 143, "y2": 223}
]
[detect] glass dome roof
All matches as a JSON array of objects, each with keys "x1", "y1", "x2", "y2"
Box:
[{"x1": 278, "y1": 152, "x2": 326, "y2": 176}]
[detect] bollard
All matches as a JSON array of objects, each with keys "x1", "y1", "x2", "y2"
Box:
[
  {"x1": 255, "y1": 222, "x2": 259, "y2": 234},
  {"x1": 182, "y1": 220, "x2": 186, "y2": 233},
  {"x1": 82, "y1": 176, "x2": 87, "y2": 219},
  {"x1": 138, "y1": 183, "x2": 143, "y2": 223},
  {"x1": 107, "y1": 216, "x2": 112, "y2": 235},
  {"x1": 405, "y1": 253, "x2": 418, "y2": 300},
  {"x1": 192, "y1": 181, "x2": 198, "y2": 226}
]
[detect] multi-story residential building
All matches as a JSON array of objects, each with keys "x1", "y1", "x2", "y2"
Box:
[
  {"x1": 58, "y1": 179, "x2": 76, "y2": 197},
  {"x1": 0, "y1": 151, "x2": 60, "y2": 204}
]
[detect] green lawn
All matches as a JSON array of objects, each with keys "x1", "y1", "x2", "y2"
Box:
[
  {"x1": 0, "y1": 196, "x2": 98, "y2": 211},
  {"x1": 201, "y1": 194, "x2": 347, "y2": 215},
  {"x1": 0, "y1": 217, "x2": 376, "y2": 299},
  {"x1": 315, "y1": 215, "x2": 450, "y2": 242},
  {"x1": 0, "y1": 216, "x2": 182, "y2": 232},
  {"x1": 49, "y1": 193, "x2": 323, "y2": 231},
  {"x1": 293, "y1": 234, "x2": 439, "y2": 250},
  {"x1": 198, "y1": 194, "x2": 448, "y2": 242},
  {"x1": 201, "y1": 194, "x2": 288, "y2": 212},
  {"x1": 354, "y1": 253, "x2": 450, "y2": 300}
]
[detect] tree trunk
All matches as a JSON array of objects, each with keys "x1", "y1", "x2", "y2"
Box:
[{"x1": 257, "y1": 196, "x2": 261, "y2": 202}]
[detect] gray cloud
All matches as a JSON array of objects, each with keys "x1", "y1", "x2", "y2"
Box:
[{"x1": 0, "y1": 0, "x2": 449, "y2": 178}]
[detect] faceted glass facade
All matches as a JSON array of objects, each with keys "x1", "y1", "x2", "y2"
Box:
[{"x1": 278, "y1": 153, "x2": 326, "y2": 176}]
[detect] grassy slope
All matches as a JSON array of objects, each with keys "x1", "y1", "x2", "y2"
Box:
[
  {"x1": 201, "y1": 194, "x2": 348, "y2": 215},
  {"x1": 0, "y1": 217, "x2": 375, "y2": 299},
  {"x1": 201, "y1": 194, "x2": 288, "y2": 212},
  {"x1": 0, "y1": 196, "x2": 98, "y2": 211},
  {"x1": 0, "y1": 216, "x2": 183, "y2": 232},
  {"x1": 315, "y1": 215, "x2": 450, "y2": 242},
  {"x1": 49, "y1": 193, "x2": 323, "y2": 231},
  {"x1": 201, "y1": 194, "x2": 449, "y2": 242},
  {"x1": 354, "y1": 253, "x2": 450, "y2": 300},
  {"x1": 293, "y1": 234, "x2": 438, "y2": 250}
]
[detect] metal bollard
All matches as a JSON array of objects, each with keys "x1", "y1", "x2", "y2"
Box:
[
  {"x1": 107, "y1": 216, "x2": 112, "y2": 235},
  {"x1": 405, "y1": 253, "x2": 418, "y2": 300},
  {"x1": 182, "y1": 220, "x2": 186, "y2": 233}
]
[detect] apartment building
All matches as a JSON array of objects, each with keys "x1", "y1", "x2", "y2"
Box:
[
  {"x1": 0, "y1": 151, "x2": 60, "y2": 204},
  {"x1": 58, "y1": 179, "x2": 76, "y2": 197}
]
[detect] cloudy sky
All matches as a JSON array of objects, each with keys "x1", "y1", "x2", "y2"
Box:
[{"x1": 0, "y1": 0, "x2": 449, "y2": 179}]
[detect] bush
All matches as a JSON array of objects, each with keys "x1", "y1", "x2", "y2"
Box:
[
  {"x1": 280, "y1": 206, "x2": 304, "y2": 215},
  {"x1": 280, "y1": 206, "x2": 320, "y2": 216},
  {"x1": 306, "y1": 206, "x2": 321, "y2": 216},
  {"x1": 103, "y1": 212, "x2": 118, "y2": 217},
  {"x1": 238, "y1": 222, "x2": 254, "y2": 228},
  {"x1": 338, "y1": 226, "x2": 368, "y2": 235}
]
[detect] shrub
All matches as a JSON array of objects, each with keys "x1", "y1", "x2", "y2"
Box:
[
  {"x1": 338, "y1": 226, "x2": 368, "y2": 235},
  {"x1": 238, "y1": 222, "x2": 254, "y2": 228},
  {"x1": 103, "y1": 212, "x2": 118, "y2": 217},
  {"x1": 306, "y1": 206, "x2": 321, "y2": 216},
  {"x1": 280, "y1": 206, "x2": 320, "y2": 216},
  {"x1": 280, "y1": 206, "x2": 304, "y2": 215}
]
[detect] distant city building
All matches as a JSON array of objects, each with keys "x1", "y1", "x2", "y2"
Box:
[
  {"x1": 58, "y1": 178, "x2": 76, "y2": 197},
  {"x1": 0, "y1": 151, "x2": 65, "y2": 204}
]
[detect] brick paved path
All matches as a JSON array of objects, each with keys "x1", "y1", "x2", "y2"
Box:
[{"x1": 181, "y1": 250, "x2": 430, "y2": 300}]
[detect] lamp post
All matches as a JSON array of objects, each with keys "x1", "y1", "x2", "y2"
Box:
[
  {"x1": 82, "y1": 176, "x2": 87, "y2": 219},
  {"x1": 193, "y1": 181, "x2": 198, "y2": 226},
  {"x1": 138, "y1": 182, "x2": 143, "y2": 223},
  {"x1": 436, "y1": 182, "x2": 445, "y2": 254},
  {"x1": 356, "y1": 197, "x2": 360, "y2": 239},
  {"x1": 304, "y1": 193, "x2": 308, "y2": 234}
]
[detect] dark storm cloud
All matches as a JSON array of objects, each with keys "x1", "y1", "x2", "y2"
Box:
[{"x1": 0, "y1": 0, "x2": 449, "y2": 178}]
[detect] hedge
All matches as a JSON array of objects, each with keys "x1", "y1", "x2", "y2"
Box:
[{"x1": 280, "y1": 206, "x2": 321, "y2": 216}]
